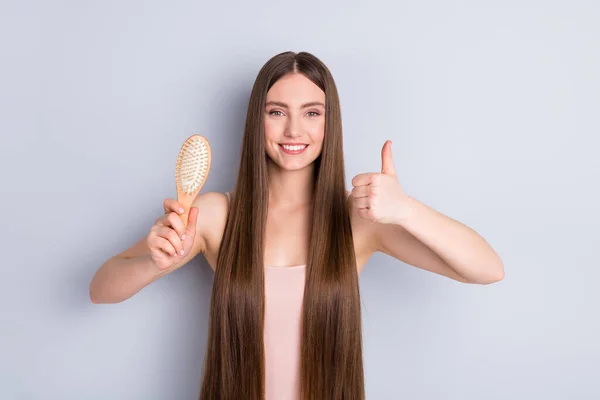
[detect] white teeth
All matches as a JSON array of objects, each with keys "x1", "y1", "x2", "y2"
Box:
[{"x1": 281, "y1": 144, "x2": 307, "y2": 151}]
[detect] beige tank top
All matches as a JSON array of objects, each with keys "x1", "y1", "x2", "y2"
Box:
[{"x1": 224, "y1": 191, "x2": 304, "y2": 399}]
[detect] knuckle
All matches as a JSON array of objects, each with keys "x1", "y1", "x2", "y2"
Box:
[
  {"x1": 151, "y1": 238, "x2": 161, "y2": 251},
  {"x1": 168, "y1": 230, "x2": 181, "y2": 246},
  {"x1": 160, "y1": 238, "x2": 173, "y2": 253}
]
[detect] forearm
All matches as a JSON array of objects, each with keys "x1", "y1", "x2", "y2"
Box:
[
  {"x1": 398, "y1": 196, "x2": 504, "y2": 284},
  {"x1": 89, "y1": 254, "x2": 164, "y2": 304}
]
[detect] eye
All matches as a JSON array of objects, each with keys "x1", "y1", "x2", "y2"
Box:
[
  {"x1": 307, "y1": 111, "x2": 320, "y2": 117},
  {"x1": 269, "y1": 110, "x2": 284, "y2": 116}
]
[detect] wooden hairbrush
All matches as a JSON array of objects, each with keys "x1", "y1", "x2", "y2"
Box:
[{"x1": 175, "y1": 134, "x2": 211, "y2": 228}]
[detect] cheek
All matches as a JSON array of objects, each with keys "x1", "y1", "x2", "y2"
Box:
[
  {"x1": 264, "y1": 118, "x2": 286, "y2": 142},
  {"x1": 309, "y1": 122, "x2": 325, "y2": 143},
  {"x1": 264, "y1": 121, "x2": 275, "y2": 140}
]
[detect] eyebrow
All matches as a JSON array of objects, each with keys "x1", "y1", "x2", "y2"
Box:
[{"x1": 265, "y1": 101, "x2": 325, "y2": 109}]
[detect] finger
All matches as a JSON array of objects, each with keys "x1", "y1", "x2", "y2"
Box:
[
  {"x1": 166, "y1": 212, "x2": 187, "y2": 238},
  {"x1": 164, "y1": 198, "x2": 185, "y2": 215},
  {"x1": 157, "y1": 226, "x2": 184, "y2": 255},
  {"x1": 381, "y1": 140, "x2": 397, "y2": 176},
  {"x1": 351, "y1": 173, "x2": 378, "y2": 187},
  {"x1": 154, "y1": 236, "x2": 176, "y2": 256},
  {"x1": 351, "y1": 186, "x2": 370, "y2": 198},
  {"x1": 186, "y1": 207, "x2": 199, "y2": 235},
  {"x1": 353, "y1": 197, "x2": 370, "y2": 209}
]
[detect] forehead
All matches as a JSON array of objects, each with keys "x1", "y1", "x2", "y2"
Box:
[{"x1": 266, "y1": 73, "x2": 325, "y2": 104}]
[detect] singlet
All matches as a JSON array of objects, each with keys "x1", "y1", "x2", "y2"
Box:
[{"x1": 224, "y1": 191, "x2": 305, "y2": 400}]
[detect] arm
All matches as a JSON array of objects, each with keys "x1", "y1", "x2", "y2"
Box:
[
  {"x1": 352, "y1": 140, "x2": 504, "y2": 285},
  {"x1": 374, "y1": 196, "x2": 504, "y2": 285},
  {"x1": 89, "y1": 238, "x2": 198, "y2": 304},
  {"x1": 89, "y1": 192, "x2": 219, "y2": 304}
]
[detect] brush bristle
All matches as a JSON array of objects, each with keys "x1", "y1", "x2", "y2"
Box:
[{"x1": 177, "y1": 136, "x2": 210, "y2": 194}]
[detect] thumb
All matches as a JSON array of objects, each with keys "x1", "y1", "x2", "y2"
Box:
[{"x1": 381, "y1": 140, "x2": 396, "y2": 176}]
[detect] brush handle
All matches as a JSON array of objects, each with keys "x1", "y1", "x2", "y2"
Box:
[{"x1": 177, "y1": 196, "x2": 193, "y2": 230}]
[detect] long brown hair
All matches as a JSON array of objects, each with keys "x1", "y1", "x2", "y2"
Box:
[{"x1": 199, "y1": 51, "x2": 364, "y2": 400}]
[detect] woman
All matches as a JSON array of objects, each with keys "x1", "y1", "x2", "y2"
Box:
[{"x1": 90, "y1": 51, "x2": 504, "y2": 400}]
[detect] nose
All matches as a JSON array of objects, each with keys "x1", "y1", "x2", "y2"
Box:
[{"x1": 284, "y1": 115, "x2": 301, "y2": 138}]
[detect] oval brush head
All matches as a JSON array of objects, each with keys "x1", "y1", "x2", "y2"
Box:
[{"x1": 175, "y1": 134, "x2": 211, "y2": 228}]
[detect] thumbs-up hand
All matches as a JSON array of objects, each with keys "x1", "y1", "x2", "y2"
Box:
[{"x1": 350, "y1": 140, "x2": 411, "y2": 224}]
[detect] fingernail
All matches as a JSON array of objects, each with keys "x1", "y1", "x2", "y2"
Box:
[
  {"x1": 179, "y1": 208, "x2": 184, "y2": 214},
  {"x1": 180, "y1": 249, "x2": 184, "y2": 255},
  {"x1": 181, "y1": 234, "x2": 186, "y2": 240}
]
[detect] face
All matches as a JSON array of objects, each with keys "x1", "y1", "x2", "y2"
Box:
[{"x1": 264, "y1": 73, "x2": 326, "y2": 171}]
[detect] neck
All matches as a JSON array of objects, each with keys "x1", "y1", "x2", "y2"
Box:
[{"x1": 267, "y1": 159, "x2": 315, "y2": 207}]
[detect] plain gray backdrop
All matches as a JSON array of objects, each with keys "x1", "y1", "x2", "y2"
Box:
[{"x1": 1, "y1": 0, "x2": 598, "y2": 399}]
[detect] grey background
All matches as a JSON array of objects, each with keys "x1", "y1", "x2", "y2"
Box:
[{"x1": 1, "y1": 0, "x2": 598, "y2": 399}]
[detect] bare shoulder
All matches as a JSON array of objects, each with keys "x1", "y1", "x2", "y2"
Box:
[
  {"x1": 190, "y1": 191, "x2": 230, "y2": 271},
  {"x1": 345, "y1": 190, "x2": 378, "y2": 273}
]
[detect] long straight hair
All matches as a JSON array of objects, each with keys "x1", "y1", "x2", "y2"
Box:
[{"x1": 199, "y1": 51, "x2": 364, "y2": 400}]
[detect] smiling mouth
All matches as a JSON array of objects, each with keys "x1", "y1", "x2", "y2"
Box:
[{"x1": 279, "y1": 144, "x2": 308, "y2": 154}]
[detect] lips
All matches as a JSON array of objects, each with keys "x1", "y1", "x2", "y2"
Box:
[{"x1": 279, "y1": 144, "x2": 308, "y2": 155}]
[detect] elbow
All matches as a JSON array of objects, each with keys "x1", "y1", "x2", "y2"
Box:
[
  {"x1": 490, "y1": 261, "x2": 505, "y2": 283},
  {"x1": 89, "y1": 264, "x2": 113, "y2": 304},
  {"x1": 89, "y1": 278, "x2": 110, "y2": 304},
  {"x1": 89, "y1": 289, "x2": 115, "y2": 305},
  {"x1": 89, "y1": 286, "x2": 117, "y2": 304},
  {"x1": 89, "y1": 282, "x2": 126, "y2": 304},
  {"x1": 90, "y1": 294, "x2": 101, "y2": 304},
  {"x1": 89, "y1": 284, "x2": 101, "y2": 304},
  {"x1": 474, "y1": 262, "x2": 505, "y2": 285}
]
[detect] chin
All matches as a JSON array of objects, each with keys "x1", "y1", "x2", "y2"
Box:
[
  {"x1": 272, "y1": 159, "x2": 314, "y2": 171},
  {"x1": 266, "y1": 153, "x2": 318, "y2": 171}
]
